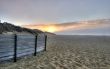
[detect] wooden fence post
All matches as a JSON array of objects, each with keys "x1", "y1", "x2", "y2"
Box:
[
  {"x1": 34, "y1": 34, "x2": 37, "y2": 56},
  {"x1": 14, "y1": 34, "x2": 17, "y2": 62},
  {"x1": 44, "y1": 35, "x2": 47, "y2": 51}
]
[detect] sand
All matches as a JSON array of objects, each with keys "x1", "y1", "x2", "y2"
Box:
[{"x1": 0, "y1": 35, "x2": 110, "y2": 69}]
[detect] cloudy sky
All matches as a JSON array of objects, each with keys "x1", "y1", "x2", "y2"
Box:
[
  {"x1": 0, "y1": 0, "x2": 110, "y2": 25},
  {"x1": 24, "y1": 19, "x2": 110, "y2": 35},
  {"x1": 0, "y1": 0, "x2": 110, "y2": 35}
]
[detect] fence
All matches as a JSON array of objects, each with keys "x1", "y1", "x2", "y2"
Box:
[{"x1": 0, "y1": 34, "x2": 47, "y2": 62}]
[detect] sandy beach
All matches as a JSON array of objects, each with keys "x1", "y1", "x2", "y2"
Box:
[{"x1": 0, "y1": 35, "x2": 110, "y2": 69}]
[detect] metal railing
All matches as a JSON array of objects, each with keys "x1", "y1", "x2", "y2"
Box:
[{"x1": 0, "y1": 34, "x2": 47, "y2": 62}]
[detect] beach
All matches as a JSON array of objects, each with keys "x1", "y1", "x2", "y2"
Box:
[{"x1": 0, "y1": 35, "x2": 110, "y2": 69}]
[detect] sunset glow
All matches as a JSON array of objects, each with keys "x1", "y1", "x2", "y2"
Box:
[
  {"x1": 23, "y1": 22, "x2": 109, "y2": 33},
  {"x1": 45, "y1": 26, "x2": 57, "y2": 32},
  {"x1": 36, "y1": 25, "x2": 58, "y2": 32},
  {"x1": 23, "y1": 24, "x2": 59, "y2": 32}
]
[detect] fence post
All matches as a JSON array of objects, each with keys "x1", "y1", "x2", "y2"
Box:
[
  {"x1": 44, "y1": 35, "x2": 47, "y2": 51},
  {"x1": 34, "y1": 34, "x2": 38, "y2": 56},
  {"x1": 14, "y1": 34, "x2": 17, "y2": 62}
]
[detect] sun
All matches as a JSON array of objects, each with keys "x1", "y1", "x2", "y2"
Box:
[{"x1": 46, "y1": 26, "x2": 56, "y2": 33}]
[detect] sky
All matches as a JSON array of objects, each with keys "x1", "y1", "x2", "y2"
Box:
[
  {"x1": 0, "y1": 0, "x2": 110, "y2": 35},
  {"x1": 56, "y1": 22, "x2": 110, "y2": 35},
  {"x1": 0, "y1": 0, "x2": 110, "y2": 25},
  {"x1": 23, "y1": 19, "x2": 110, "y2": 35}
]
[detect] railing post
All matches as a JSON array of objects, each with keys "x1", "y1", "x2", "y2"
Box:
[
  {"x1": 34, "y1": 34, "x2": 37, "y2": 56},
  {"x1": 44, "y1": 35, "x2": 47, "y2": 51},
  {"x1": 14, "y1": 34, "x2": 17, "y2": 62}
]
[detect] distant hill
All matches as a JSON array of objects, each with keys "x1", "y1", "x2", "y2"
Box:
[{"x1": 0, "y1": 22, "x2": 43, "y2": 34}]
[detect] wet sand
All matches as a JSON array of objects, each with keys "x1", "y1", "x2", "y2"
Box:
[{"x1": 0, "y1": 35, "x2": 110, "y2": 69}]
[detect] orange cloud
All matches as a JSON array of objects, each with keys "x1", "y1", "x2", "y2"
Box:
[{"x1": 22, "y1": 21, "x2": 109, "y2": 33}]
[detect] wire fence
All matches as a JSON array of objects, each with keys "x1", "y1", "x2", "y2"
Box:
[{"x1": 0, "y1": 34, "x2": 47, "y2": 62}]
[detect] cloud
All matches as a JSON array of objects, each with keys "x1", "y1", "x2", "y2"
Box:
[
  {"x1": 23, "y1": 19, "x2": 110, "y2": 33},
  {"x1": 0, "y1": 0, "x2": 110, "y2": 24}
]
